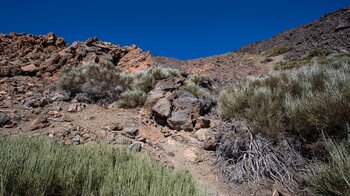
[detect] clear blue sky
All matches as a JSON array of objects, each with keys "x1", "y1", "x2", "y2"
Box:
[{"x1": 1, "y1": 0, "x2": 349, "y2": 59}]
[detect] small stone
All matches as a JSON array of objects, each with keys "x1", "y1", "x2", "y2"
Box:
[
  {"x1": 0, "y1": 112, "x2": 10, "y2": 127},
  {"x1": 167, "y1": 152, "x2": 175, "y2": 157},
  {"x1": 135, "y1": 135, "x2": 146, "y2": 143},
  {"x1": 21, "y1": 63, "x2": 38, "y2": 73},
  {"x1": 128, "y1": 143, "x2": 142, "y2": 152},
  {"x1": 122, "y1": 127, "x2": 139, "y2": 138},
  {"x1": 82, "y1": 133, "x2": 90, "y2": 140},
  {"x1": 194, "y1": 117, "x2": 211, "y2": 129},
  {"x1": 183, "y1": 148, "x2": 197, "y2": 162},
  {"x1": 195, "y1": 128, "x2": 210, "y2": 142},
  {"x1": 48, "y1": 111, "x2": 61, "y2": 118},
  {"x1": 203, "y1": 137, "x2": 217, "y2": 151},
  {"x1": 51, "y1": 93, "x2": 69, "y2": 102},
  {"x1": 72, "y1": 135, "x2": 81, "y2": 145},
  {"x1": 30, "y1": 116, "x2": 49, "y2": 131},
  {"x1": 105, "y1": 123, "x2": 123, "y2": 131},
  {"x1": 67, "y1": 103, "x2": 78, "y2": 112}
]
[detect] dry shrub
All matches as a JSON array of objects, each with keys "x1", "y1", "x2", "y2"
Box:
[
  {"x1": 59, "y1": 63, "x2": 180, "y2": 107},
  {"x1": 184, "y1": 75, "x2": 212, "y2": 97},
  {"x1": 306, "y1": 134, "x2": 350, "y2": 195},
  {"x1": 59, "y1": 62, "x2": 122, "y2": 105},
  {"x1": 218, "y1": 54, "x2": 350, "y2": 140},
  {"x1": 215, "y1": 120, "x2": 305, "y2": 192},
  {"x1": 117, "y1": 90, "x2": 147, "y2": 108},
  {"x1": 130, "y1": 67, "x2": 180, "y2": 92}
]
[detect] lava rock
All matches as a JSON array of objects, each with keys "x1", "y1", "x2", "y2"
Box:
[
  {"x1": 0, "y1": 113, "x2": 10, "y2": 127},
  {"x1": 128, "y1": 143, "x2": 142, "y2": 152}
]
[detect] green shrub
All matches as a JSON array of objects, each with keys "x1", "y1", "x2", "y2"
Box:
[
  {"x1": 59, "y1": 63, "x2": 180, "y2": 107},
  {"x1": 117, "y1": 90, "x2": 147, "y2": 108},
  {"x1": 0, "y1": 136, "x2": 203, "y2": 196},
  {"x1": 274, "y1": 49, "x2": 341, "y2": 70},
  {"x1": 306, "y1": 136, "x2": 350, "y2": 196},
  {"x1": 218, "y1": 54, "x2": 350, "y2": 139},
  {"x1": 130, "y1": 67, "x2": 180, "y2": 92},
  {"x1": 184, "y1": 75, "x2": 212, "y2": 97},
  {"x1": 59, "y1": 62, "x2": 122, "y2": 104}
]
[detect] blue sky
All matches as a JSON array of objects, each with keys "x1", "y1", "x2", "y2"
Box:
[{"x1": 1, "y1": 0, "x2": 349, "y2": 59}]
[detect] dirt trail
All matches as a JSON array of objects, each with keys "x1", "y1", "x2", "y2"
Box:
[{"x1": 1, "y1": 102, "x2": 233, "y2": 195}]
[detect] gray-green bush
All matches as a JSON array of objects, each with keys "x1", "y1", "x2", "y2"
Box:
[
  {"x1": 306, "y1": 136, "x2": 350, "y2": 195},
  {"x1": 218, "y1": 54, "x2": 350, "y2": 139},
  {"x1": 59, "y1": 62, "x2": 180, "y2": 107},
  {"x1": 59, "y1": 62, "x2": 121, "y2": 104},
  {"x1": 184, "y1": 75, "x2": 212, "y2": 97},
  {"x1": 0, "y1": 136, "x2": 203, "y2": 196}
]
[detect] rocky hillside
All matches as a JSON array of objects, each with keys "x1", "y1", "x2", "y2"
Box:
[
  {"x1": 238, "y1": 7, "x2": 350, "y2": 58},
  {"x1": 154, "y1": 7, "x2": 350, "y2": 83},
  {"x1": 0, "y1": 33, "x2": 155, "y2": 79}
]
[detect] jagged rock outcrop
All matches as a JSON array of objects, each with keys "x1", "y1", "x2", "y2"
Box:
[
  {"x1": 0, "y1": 33, "x2": 155, "y2": 78},
  {"x1": 145, "y1": 77, "x2": 215, "y2": 132},
  {"x1": 46, "y1": 38, "x2": 155, "y2": 75},
  {"x1": 0, "y1": 33, "x2": 67, "y2": 77}
]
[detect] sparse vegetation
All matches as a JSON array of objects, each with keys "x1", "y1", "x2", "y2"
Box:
[
  {"x1": 117, "y1": 90, "x2": 147, "y2": 108},
  {"x1": 59, "y1": 62, "x2": 122, "y2": 104},
  {"x1": 261, "y1": 57, "x2": 273, "y2": 64},
  {"x1": 218, "y1": 54, "x2": 350, "y2": 140},
  {"x1": 275, "y1": 49, "x2": 337, "y2": 70},
  {"x1": 59, "y1": 62, "x2": 180, "y2": 107},
  {"x1": 0, "y1": 136, "x2": 203, "y2": 196},
  {"x1": 264, "y1": 46, "x2": 294, "y2": 57},
  {"x1": 130, "y1": 67, "x2": 181, "y2": 92},
  {"x1": 184, "y1": 75, "x2": 212, "y2": 97},
  {"x1": 306, "y1": 135, "x2": 350, "y2": 196}
]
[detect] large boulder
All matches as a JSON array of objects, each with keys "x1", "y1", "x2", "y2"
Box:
[
  {"x1": 152, "y1": 98, "x2": 171, "y2": 118},
  {"x1": 167, "y1": 91, "x2": 200, "y2": 131},
  {"x1": 146, "y1": 77, "x2": 215, "y2": 132}
]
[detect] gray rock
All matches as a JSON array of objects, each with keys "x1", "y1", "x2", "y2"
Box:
[
  {"x1": 167, "y1": 91, "x2": 199, "y2": 131},
  {"x1": 195, "y1": 117, "x2": 211, "y2": 129},
  {"x1": 0, "y1": 113, "x2": 10, "y2": 127},
  {"x1": 67, "y1": 103, "x2": 77, "y2": 112},
  {"x1": 144, "y1": 91, "x2": 164, "y2": 107},
  {"x1": 167, "y1": 111, "x2": 193, "y2": 131},
  {"x1": 152, "y1": 98, "x2": 171, "y2": 118},
  {"x1": 128, "y1": 143, "x2": 141, "y2": 152},
  {"x1": 154, "y1": 77, "x2": 183, "y2": 91},
  {"x1": 122, "y1": 127, "x2": 139, "y2": 139},
  {"x1": 51, "y1": 92, "x2": 69, "y2": 102},
  {"x1": 27, "y1": 97, "x2": 51, "y2": 108},
  {"x1": 203, "y1": 137, "x2": 217, "y2": 151},
  {"x1": 72, "y1": 135, "x2": 81, "y2": 145}
]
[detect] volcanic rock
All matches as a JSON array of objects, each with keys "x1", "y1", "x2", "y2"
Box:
[{"x1": 0, "y1": 113, "x2": 10, "y2": 127}]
